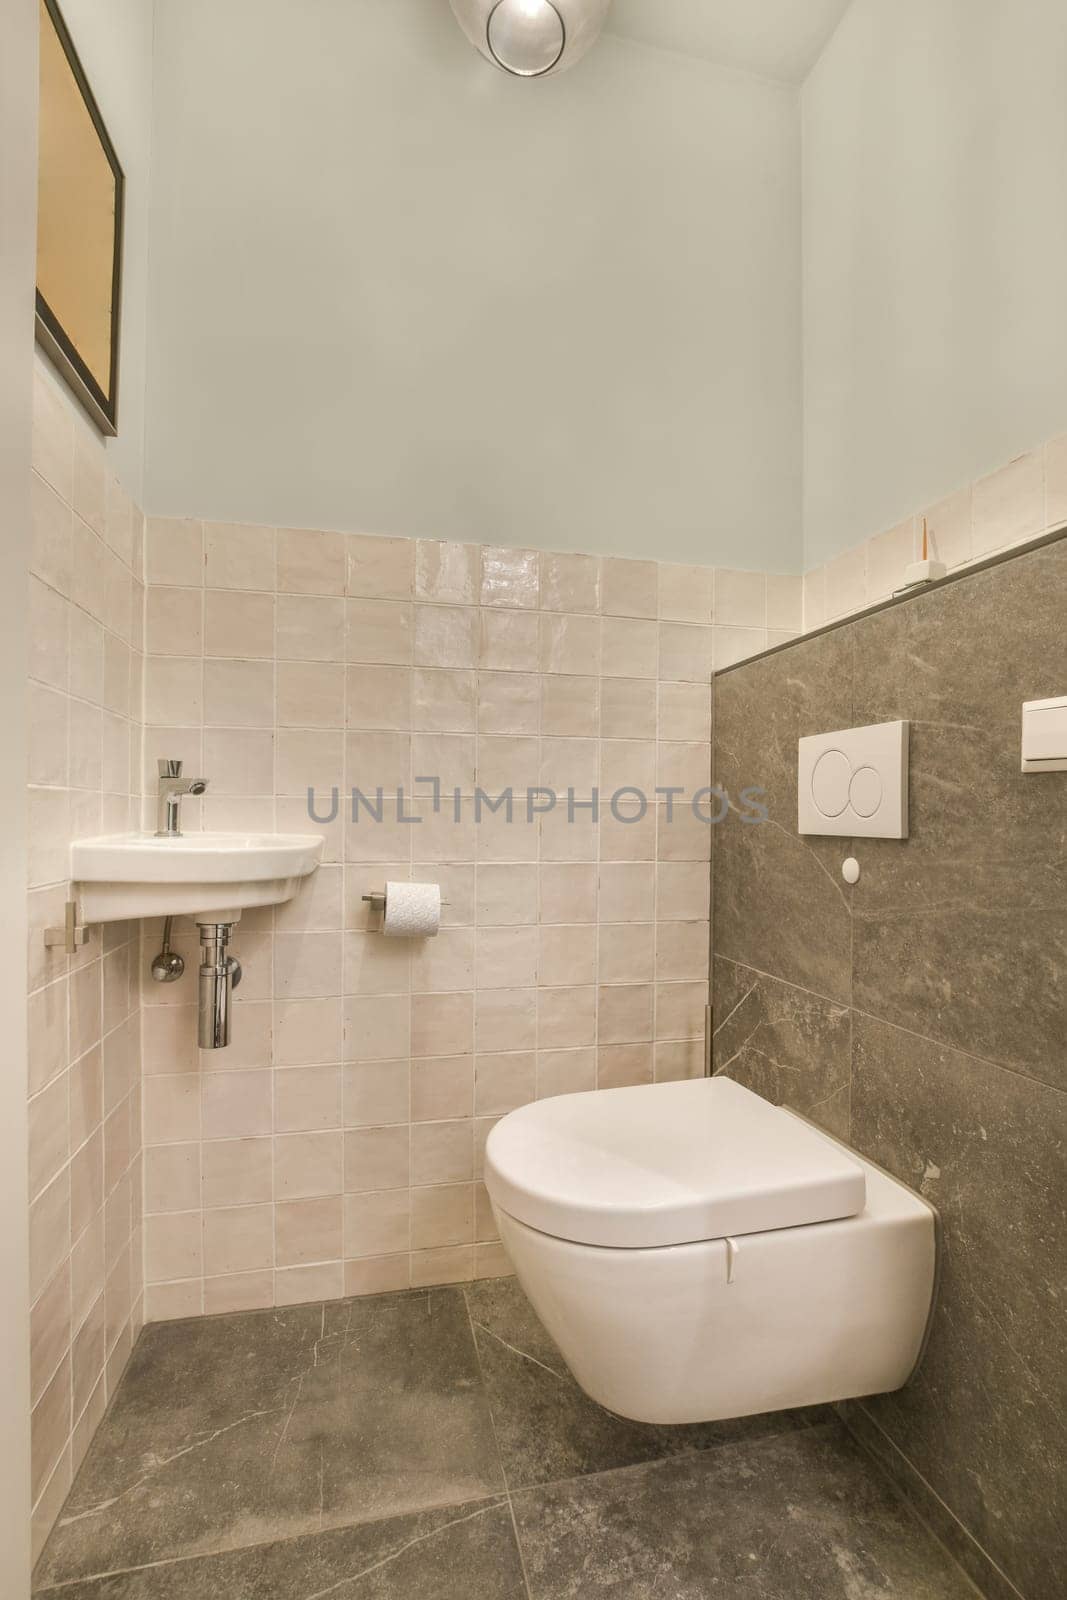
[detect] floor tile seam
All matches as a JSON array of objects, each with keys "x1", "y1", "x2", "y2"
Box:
[
  {"x1": 504, "y1": 1416, "x2": 844, "y2": 1506},
  {"x1": 460, "y1": 1288, "x2": 534, "y2": 1600},
  {"x1": 31, "y1": 1490, "x2": 514, "y2": 1595},
  {"x1": 30, "y1": 1324, "x2": 157, "y2": 1596},
  {"x1": 844, "y1": 1405, "x2": 1023, "y2": 1600},
  {"x1": 37, "y1": 1286, "x2": 492, "y2": 1592}
]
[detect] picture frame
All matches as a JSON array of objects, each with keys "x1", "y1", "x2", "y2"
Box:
[{"x1": 35, "y1": 0, "x2": 125, "y2": 436}]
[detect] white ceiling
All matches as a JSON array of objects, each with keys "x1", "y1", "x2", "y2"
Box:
[{"x1": 604, "y1": 0, "x2": 854, "y2": 84}]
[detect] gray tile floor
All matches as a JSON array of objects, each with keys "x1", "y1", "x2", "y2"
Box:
[{"x1": 35, "y1": 1278, "x2": 978, "y2": 1599}]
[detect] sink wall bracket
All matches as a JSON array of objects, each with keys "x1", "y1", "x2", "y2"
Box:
[{"x1": 44, "y1": 900, "x2": 91, "y2": 955}]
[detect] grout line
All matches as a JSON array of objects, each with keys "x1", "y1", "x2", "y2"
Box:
[
  {"x1": 511, "y1": 1427, "x2": 839, "y2": 1513},
  {"x1": 843, "y1": 1405, "x2": 1014, "y2": 1600},
  {"x1": 711, "y1": 955, "x2": 1067, "y2": 1100},
  {"x1": 32, "y1": 1488, "x2": 513, "y2": 1594},
  {"x1": 460, "y1": 1284, "x2": 534, "y2": 1600},
  {"x1": 846, "y1": 1003, "x2": 1067, "y2": 1098},
  {"x1": 720, "y1": 522, "x2": 1067, "y2": 677},
  {"x1": 712, "y1": 953, "x2": 849, "y2": 1013}
]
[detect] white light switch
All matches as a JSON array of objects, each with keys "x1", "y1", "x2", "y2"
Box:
[
  {"x1": 1022, "y1": 697, "x2": 1067, "y2": 772},
  {"x1": 798, "y1": 721, "x2": 909, "y2": 839}
]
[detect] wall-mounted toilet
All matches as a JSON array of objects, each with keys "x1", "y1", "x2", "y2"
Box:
[{"x1": 485, "y1": 1077, "x2": 938, "y2": 1425}]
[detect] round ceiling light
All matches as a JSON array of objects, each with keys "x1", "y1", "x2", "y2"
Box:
[
  {"x1": 487, "y1": 1, "x2": 565, "y2": 77},
  {"x1": 449, "y1": 0, "x2": 612, "y2": 79}
]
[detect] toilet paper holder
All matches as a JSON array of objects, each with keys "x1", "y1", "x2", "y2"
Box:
[{"x1": 362, "y1": 889, "x2": 449, "y2": 908}]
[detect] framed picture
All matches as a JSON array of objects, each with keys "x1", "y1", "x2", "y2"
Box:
[{"x1": 35, "y1": 0, "x2": 124, "y2": 435}]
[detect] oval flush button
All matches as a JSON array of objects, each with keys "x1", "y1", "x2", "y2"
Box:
[
  {"x1": 849, "y1": 765, "x2": 883, "y2": 818},
  {"x1": 811, "y1": 749, "x2": 851, "y2": 817},
  {"x1": 842, "y1": 857, "x2": 860, "y2": 885}
]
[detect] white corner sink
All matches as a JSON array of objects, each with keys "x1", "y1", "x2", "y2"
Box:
[{"x1": 71, "y1": 832, "x2": 325, "y2": 924}]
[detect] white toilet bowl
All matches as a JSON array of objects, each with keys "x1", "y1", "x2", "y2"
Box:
[{"x1": 485, "y1": 1076, "x2": 938, "y2": 1425}]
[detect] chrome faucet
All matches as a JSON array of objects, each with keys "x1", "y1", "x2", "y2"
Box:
[{"x1": 156, "y1": 758, "x2": 208, "y2": 837}]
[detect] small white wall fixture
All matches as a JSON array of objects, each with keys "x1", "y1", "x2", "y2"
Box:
[
  {"x1": 798, "y1": 721, "x2": 909, "y2": 839},
  {"x1": 1021, "y1": 696, "x2": 1067, "y2": 773},
  {"x1": 449, "y1": 0, "x2": 613, "y2": 78}
]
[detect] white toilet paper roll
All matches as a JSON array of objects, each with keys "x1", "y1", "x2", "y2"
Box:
[{"x1": 383, "y1": 881, "x2": 441, "y2": 939}]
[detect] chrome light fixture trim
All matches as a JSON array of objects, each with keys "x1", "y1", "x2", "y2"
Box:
[{"x1": 486, "y1": 0, "x2": 566, "y2": 78}]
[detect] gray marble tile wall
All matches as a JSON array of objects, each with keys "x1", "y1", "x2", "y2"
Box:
[{"x1": 711, "y1": 536, "x2": 1067, "y2": 1600}]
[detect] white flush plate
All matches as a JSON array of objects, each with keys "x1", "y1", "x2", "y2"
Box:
[
  {"x1": 798, "y1": 721, "x2": 909, "y2": 839},
  {"x1": 1021, "y1": 696, "x2": 1067, "y2": 772}
]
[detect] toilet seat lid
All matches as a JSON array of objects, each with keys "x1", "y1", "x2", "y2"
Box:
[{"x1": 485, "y1": 1077, "x2": 866, "y2": 1248}]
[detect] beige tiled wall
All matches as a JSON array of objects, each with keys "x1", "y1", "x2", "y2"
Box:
[
  {"x1": 139, "y1": 522, "x2": 800, "y2": 1316},
  {"x1": 803, "y1": 432, "x2": 1067, "y2": 630},
  {"x1": 27, "y1": 362, "x2": 146, "y2": 1558}
]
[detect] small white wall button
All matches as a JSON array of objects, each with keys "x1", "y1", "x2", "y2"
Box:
[
  {"x1": 798, "y1": 721, "x2": 909, "y2": 839},
  {"x1": 842, "y1": 857, "x2": 861, "y2": 885},
  {"x1": 1021, "y1": 697, "x2": 1067, "y2": 772}
]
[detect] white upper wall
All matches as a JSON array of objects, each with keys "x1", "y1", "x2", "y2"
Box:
[
  {"x1": 608, "y1": 0, "x2": 852, "y2": 85},
  {"x1": 802, "y1": 0, "x2": 1067, "y2": 567},
  {"x1": 42, "y1": 0, "x2": 155, "y2": 502},
  {"x1": 144, "y1": 0, "x2": 802, "y2": 569}
]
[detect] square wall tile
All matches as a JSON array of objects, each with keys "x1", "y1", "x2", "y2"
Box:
[
  {"x1": 146, "y1": 518, "x2": 203, "y2": 587},
  {"x1": 823, "y1": 545, "x2": 867, "y2": 619},
  {"x1": 972, "y1": 451, "x2": 1044, "y2": 557},
  {"x1": 481, "y1": 546, "x2": 539, "y2": 609},
  {"x1": 145, "y1": 657, "x2": 202, "y2": 726},
  {"x1": 601, "y1": 558, "x2": 658, "y2": 618},
  {"x1": 204, "y1": 523, "x2": 275, "y2": 591},
  {"x1": 802, "y1": 566, "x2": 825, "y2": 632},
  {"x1": 924, "y1": 488, "x2": 973, "y2": 570},
  {"x1": 344, "y1": 1058, "x2": 411, "y2": 1127},
  {"x1": 414, "y1": 669, "x2": 476, "y2": 733},
  {"x1": 204, "y1": 659, "x2": 273, "y2": 727},
  {"x1": 275, "y1": 1131, "x2": 344, "y2": 1199},
  {"x1": 540, "y1": 613, "x2": 600, "y2": 676},
  {"x1": 144, "y1": 1212, "x2": 201, "y2": 1284},
  {"x1": 275, "y1": 1196, "x2": 343, "y2": 1267},
  {"x1": 865, "y1": 519, "x2": 916, "y2": 602},
  {"x1": 659, "y1": 623, "x2": 713, "y2": 683},
  {"x1": 278, "y1": 526, "x2": 346, "y2": 595},
  {"x1": 658, "y1": 563, "x2": 714, "y2": 624},
  {"x1": 347, "y1": 534, "x2": 415, "y2": 601},
  {"x1": 204, "y1": 590, "x2": 275, "y2": 658},
  {"x1": 276, "y1": 594, "x2": 345, "y2": 662},
  {"x1": 411, "y1": 1184, "x2": 473, "y2": 1250},
  {"x1": 202, "y1": 1205, "x2": 274, "y2": 1276},
  {"x1": 1045, "y1": 433, "x2": 1067, "y2": 528},
  {"x1": 344, "y1": 1189, "x2": 410, "y2": 1258},
  {"x1": 476, "y1": 665, "x2": 537, "y2": 732},
  {"x1": 277, "y1": 662, "x2": 344, "y2": 728},
  {"x1": 540, "y1": 551, "x2": 600, "y2": 614},
  {"x1": 479, "y1": 610, "x2": 540, "y2": 672},
  {"x1": 348, "y1": 599, "x2": 414, "y2": 665},
  {"x1": 414, "y1": 605, "x2": 478, "y2": 669},
  {"x1": 601, "y1": 617, "x2": 658, "y2": 679},
  {"x1": 714, "y1": 570, "x2": 766, "y2": 628},
  {"x1": 344, "y1": 1125, "x2": 409, "y2": 1192},
  {"x1": 765, "y1": 573, "x2": 803, "y2": 632},
  {"x1": 201, "y1": 1140, "x2": 273, "y2": 1208},
  {"x1": 415, "y1": 541, "x2": 479, "y2": 605},
  {"x1": 146, "y1": 588, "x2": 202, "y2": 657}
]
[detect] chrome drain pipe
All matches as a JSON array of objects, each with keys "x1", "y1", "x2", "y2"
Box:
[{"x1": 197, "y1": 922, "x2": 242, "y2": 1049}]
